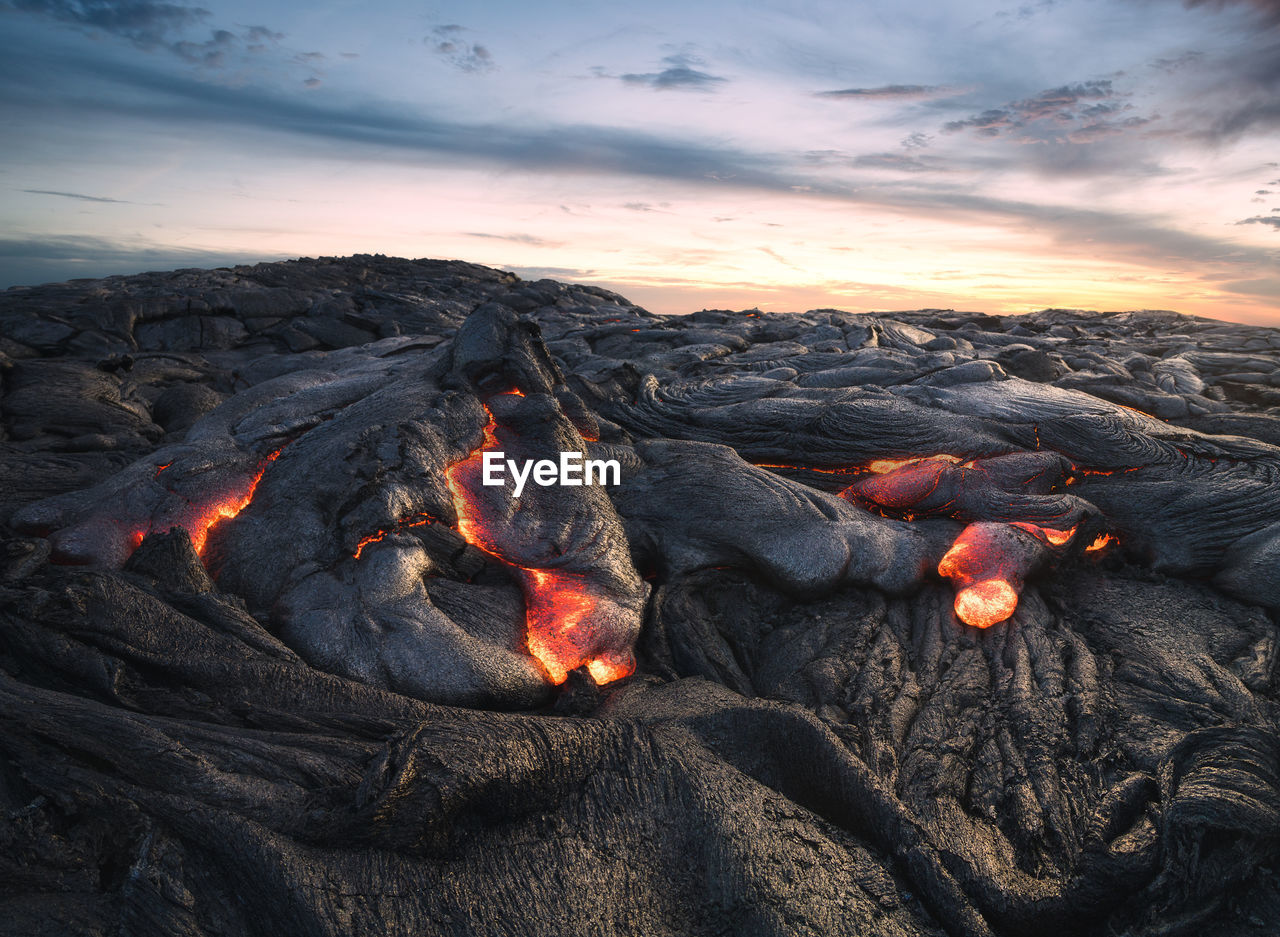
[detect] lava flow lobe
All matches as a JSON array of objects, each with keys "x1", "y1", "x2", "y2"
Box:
[{"x1": 444, "y1": 391, "x2": 644, "y2": 685}]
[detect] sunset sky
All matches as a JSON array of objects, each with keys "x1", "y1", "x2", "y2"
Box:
[{"x1": 2, "y1": 0, "x2": 1278, "y2": 323}]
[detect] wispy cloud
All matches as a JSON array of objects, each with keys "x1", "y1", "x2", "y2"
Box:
[
  {"x1": 850, "y1": 153, "x2": 938, "y2": 172},
  {"x1": 944, "y1": 80, "x2": 1131, "y2": 138},
  {"x1": 464, "y1": 232, "x2": 563, "y2": 247},
  {"x1": 1183, "y1": 0, "x2": 1280, "y2": 27},
  {"x1": 815, "y1": 84, "x2": 954, "y2": 100},
  {"x1": 2, "y1": 0, "x2": 208, "y2": 46},
  {"x1": 1149, "y1": 50, "x2": 1204, "y2": 72},
  {"x1": 428, "y1": 24, "x2": 493, "y2": 73},
  {"x1": 22, "y1": 188, "x2": 131, "y2": 203},
  {"x1": 0, "y1": 48, "x2": 774, "y2": 184},
  {"x1": 1219, "y1": 276, "x2": 1280, "y2": 298},
  {"x1": 1180, "y1": 40, "x2": 1280, "y2": 142},
  {"x1": 2, "y1": 0, "x2": 285, "y2": 68},
  {"x1": 171, "y1": 26, "x2": 235, "y2": 66},
  {"x1": 620, "y1": 51, "x2": 725, "y2": 91},
  {"x1": 1236, "y1": 214, "x2": 1280, "y2": 228}
]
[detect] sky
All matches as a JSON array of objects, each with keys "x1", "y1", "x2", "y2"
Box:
[{"x1": 1, "y1": 0, "x2": 1279, "y2": 324}]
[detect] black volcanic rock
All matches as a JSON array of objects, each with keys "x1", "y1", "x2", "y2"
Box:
[{"x1": 3, "y1": 255, "x2": 1280, "y2": 937}]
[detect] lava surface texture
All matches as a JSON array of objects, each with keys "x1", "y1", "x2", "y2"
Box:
[{"x1": 4, "y1": 256, "x2": 1280, "y2": 937}]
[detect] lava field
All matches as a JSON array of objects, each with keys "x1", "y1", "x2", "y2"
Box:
[{"x1": 2, "y1": 255, "x2": 1280, "y2": 936}]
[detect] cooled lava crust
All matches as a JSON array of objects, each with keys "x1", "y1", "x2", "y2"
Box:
[{"x1": 3, "y1": 256, "x2": 1280, "y2": 937}]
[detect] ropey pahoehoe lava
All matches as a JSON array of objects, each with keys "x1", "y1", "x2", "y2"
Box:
[{"x1": 3, "y1": 256, "x2": 1280, "y2": 937}]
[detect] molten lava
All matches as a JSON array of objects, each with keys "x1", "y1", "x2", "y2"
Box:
[
  {"x1": 139, "y1": 449, "x2": 280, "y2": 558},
  {"x1": 520, "y1": 568, "x2": 635, "y2": 685},
  {"x1": 848, "y1": 458, "x2": 950, "y2": 509},
  {"x1": 867, "y1": 454, "x2": 963, "y2": 474},
  {"x1": 953, "y1": 579, "x2": 1019, "y2": 629},
  {"x1": 352, "y1": 513, "x2": 437, "y2": 559},
  {"x1": 754, "y1": 462, "x2": 860, "y2": 476},
  {"x1": 444, "y1": 399, "x2": 507, "y2": 559},
  {"x1": 937, "y1": 524, "x2": 1039, "y2": 629},
  {"x1": 443, "y1": 393, "x2": 635, "y2": 687},
  {"x1": 1086, "y1": 532, "x2": 1118, "y2": 554},
  {"x1": 1011, "y1": 522, "x2": 1077, "y2": 547},
  {"x1": 189, "y1": 450, "x2": 280, "y2": 556}
]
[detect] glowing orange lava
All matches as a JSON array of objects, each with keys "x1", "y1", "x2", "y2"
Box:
[
  {"x1": 443, "y1": 393, "x2": 635, "y2": 687},
  {"x1": 846, "y1": 457, "x2": 951, "y2": 509},
  {"x1": 444, "y1": 400, "x2": 506, "y2": 557},
  {"x1": 754, "y1": 462, "x2": 857, "y2": 476},
  {"x1": 1071, "y1": 463, "x2": 1142, "y2": 477},
  {"x1": 954, "y1": 579, "x2": 1019, "y2": 629},
  {"x1": 937, "y1": 539, "x2": 979, "y2": 582},
  {"x1": 866, "y1": 454, "x2": 963, "y2": 474},
  {"x1": 937, "y1": 525, "x2": 1029, "y2": 628},
  {"x1": 1011, "y1": 522, "x2": 1077, "y2": 547},
  {"x1": 353, "y1": 513, "x2": 437, "y2": 559},
  {"x1": 1086, "y1": 533, "x2": 1118, "y2": 553},
  {"x1": 185, "y1": 450, "x2": 281, "y2": 555},
  {"x1": 521, "y1": 567, "x2": 634, "y2": 684}
]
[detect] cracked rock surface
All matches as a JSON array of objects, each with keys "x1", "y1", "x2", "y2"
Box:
[{"x1": 3, "y1": 255, "x2": 1280, "y2": 936}]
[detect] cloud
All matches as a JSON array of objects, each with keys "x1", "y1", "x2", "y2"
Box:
[
  {"x1": 2, "y1": 0, "x2": 208, "y2": 46},
  {"x1": 620, "y1": 52, "x2": 725, "y2": 91},
  {"x1": 1151, "y1": 36, "x2": 1280, "y2": 144},
  {"x1": 883, "y1": 188, "x2": 1280, "y2": 273},
  {"x1": 1149, "y1": 51, "x2": 1204, "y2": 72},
  {"x1": 1219, "y1": 277, "x2": 1280, "y2": 298},
  {"x1": 1066, "y1": 115, "x2": 1157, "y2": 143},
  {"x1": 2, "y1": 41, "x2": 1275, "y2": 287},
  {"x1": 171, "y1": 26, "x2": 235, "y2": 66},
  {"x1": 943, "y1": 108, "x2": 1015, "y2": 137},
  {"x1": 815, "y1": 84, "x2": 954, "y2": 100},
  {"x1": 1236, "y1": 215, "x2": 1280, "y2": 228},
  {"x1": 0, "y1": 47, "x2": 774, "y2": 185},
  {"x1": 1183, "y1": 0, "x2": 1280, "y2": 26},
  {"x1": 944, "y1": 80, "x2": 1135, "y2": 139},
  {"x1": 3, "y1": 0, "x2": 289, "y2": 68},
  {"x1": 22, "y1": 188, "x2": 130, "y2": 203},
  {"x1": 428, "y1": 24, "x2": 493, "y2": 72},
  {"x1": 505, "y1": 265, "x2": 599, "y2": 283},
  {"x1": 757, "y1": 247, "x2": 796, "y2": 268},
  {"x1": 850, "y1": 153, "x2": 935, "y2": 172},
  {"x1": 464, "y1": 232, "x2": 563, "y2": 247},
  {"x1": 243, "y1": 25, "x2": 281, "y2": 43},
  {"x1": 1194, "y1": 59, "x2": 1280, "y2": 141}
]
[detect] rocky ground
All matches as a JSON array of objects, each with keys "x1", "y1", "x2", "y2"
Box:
[{"x1": 2, "y1": 255, "x2": 1279, "y2": 936}]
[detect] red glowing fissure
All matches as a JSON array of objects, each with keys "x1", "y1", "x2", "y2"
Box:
[
  {"x1": 140, "y1": 449, "x2": 281, "y2": 557},
  {"x1": 352, "y1": 513, "x2": 438, "y2": 560}
]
